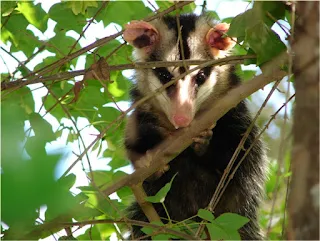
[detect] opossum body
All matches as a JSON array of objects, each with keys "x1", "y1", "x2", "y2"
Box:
[{"x1": 124, "y1": 14, "x2": 267, "y2": 240}]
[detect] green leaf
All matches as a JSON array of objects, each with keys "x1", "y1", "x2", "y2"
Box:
[
  {"x1": 156, "y1": 1, "x2": 195, "y2": 15},
  {"x1": 145, "y1": 173, "x2": 178, "y2": 203},
  {"x1": 112, "y1": 170, "x2": 128, "y2": 182},
  {"x1": 117, "y1": 186, "x2": 133, "y2": 205},
  {"x1": 228, "y1": 9, "x2": 259, "y2": 38},
  {"x1": 214, "y1": 213, "x2": 250, "y2": 230},
  {"x1": 1, "y1": 1, "x2": 17, "y2": 16},
  {"x1": 256, "y1": 1, "x2": 286, "y2": 27},
  {"x1": 265, "y1": 161, "x2": 278, "y2": 196},
  {"x1": 58, "y1": 174, "x2": 76, "y2": 190},
  {"x1": 2, "y1": 12, "x2": 38, "y2": 56},
  {"x1": 76, "y1": 225, "x2": 101, "y2": 240},
  {"x1": 25, "y1": 135, "x2": 46, "y2": 158},
  {"x1": 0, "y1": 28, "x2": 12, "y2": 43},
  {"x1": 91, "y1": 139, "x2": 101, "y2": 152},
  {"x1": 141, "y1": 221, "x2": 164, "y2": 235},
  {"x1": 49, "y1": 2, "x2": 86, "y2": 33},
  {"x1": 43, "y1": 94, "x2": 66, "y2": 122},
  {"x1": 108, "y1": 156, "x2": 129, "y2": 170},
  {"x1": 88, "y1": 170, "x2": 113, "y2": 188},
  {"x1": 197, "y1": 209, "x2": 215, "y2": 222},
  {"x1": 98, "y1": 107, "x2": 121, "y2": 123},
  {"x1": 66, "y1": 1, "x2": 98, "y2": 15},
  {"x1": 34, "y1": 56, "x2": 59, "y2": 72},
  {"x1": 29, "y1": 112, "x2": 56, "y2": 142},
  {"x1": 246, "y1": 21, "x2": 286, "y2": 65},
  {"x1": 206, "y1": 222, "x2": 242, "y2": 240},
  {"x1": 47, "y1": 30, "x2": 81, "y2": 58},
  {"x1": 96, "y1": 1, "x2": 152, "y2": 26},
  {"x1": 17, "y1": 2, "x2": 48, "y2": 32},
  {"x1": 206, "y1": 223, "x2": 229, "y2": 240},
  {"x1": 235, "y1": 65, "x2": 257, "y2": 81},
  {"x1": 206, "y1": 11, "x2": 220, "y2": 21}
]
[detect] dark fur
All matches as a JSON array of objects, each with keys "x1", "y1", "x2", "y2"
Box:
[{"x1": 125, "y1": 14, "x2": 267, "y2": 240}]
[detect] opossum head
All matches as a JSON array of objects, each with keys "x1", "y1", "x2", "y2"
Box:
[{"x1": 124, "y1": 14, "x2": 236, "y2": 129}]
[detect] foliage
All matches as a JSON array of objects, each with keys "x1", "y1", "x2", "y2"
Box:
[{"x1": 1, "y1": 0, "x2": 293, "y2": 240}]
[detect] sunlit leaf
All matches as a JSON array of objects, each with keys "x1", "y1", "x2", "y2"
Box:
[
  {"x1": 197, "y1": 209, "x2": 215, "y2": 222},
  {"x1": 214, "y1": 212, "x2": 249, "y2": 230},
  {"x1": 145, "y1": 173, "x2": 178, "y2": 203},
  {"x1": 17, "y1": 2, "x2": 48, "y2": 32}
]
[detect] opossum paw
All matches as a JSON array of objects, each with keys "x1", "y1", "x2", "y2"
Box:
[
  {"x1": 147, "y1": 164, "x2": 170, "y2": 181},
  {"x1": 191, "y1": 129, "x2": 213, "y2": 156},
  {"x1": 154, "y1": 164, "x2": 170, "y2": 178}
]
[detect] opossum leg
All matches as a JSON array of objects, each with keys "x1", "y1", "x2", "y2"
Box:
[{"x1": 191, "y1": 129, "x2": 213, "y2": 156}]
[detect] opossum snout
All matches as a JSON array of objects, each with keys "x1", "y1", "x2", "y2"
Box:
[{"x1": 172, "y1": 114, "x2": 191, "y2": 128}]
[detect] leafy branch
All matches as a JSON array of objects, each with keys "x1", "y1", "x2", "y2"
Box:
[{"x1": 1, "y1": 1, "x2": 192, "y2": 94}]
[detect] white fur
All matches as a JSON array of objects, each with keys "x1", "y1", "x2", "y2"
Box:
[
  {"x1": 195, "y1": 71, "x2": 218, "y2": 111},
  {"x1": 147, "y1": 72, "x2": 171, "y2": 119}
]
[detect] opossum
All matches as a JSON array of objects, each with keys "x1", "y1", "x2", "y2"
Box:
[{"x1": 123, "y1": 14, "x2": 267, "y2": 240}]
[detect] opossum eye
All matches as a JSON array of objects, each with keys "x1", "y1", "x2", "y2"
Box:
[
  {"x1": 153, "y1": 67, "x2": 174, "y2": 85},
  {"x1": 195, "y1": 67, "x2": 212, "y2": 86},
  {"x1": 195, "y1": 70, "x2": 206, "y2": 86}
]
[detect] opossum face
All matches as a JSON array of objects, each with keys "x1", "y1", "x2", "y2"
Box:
[{"x1": 124, "y1": 15, "x2": 236, "y2": 129}]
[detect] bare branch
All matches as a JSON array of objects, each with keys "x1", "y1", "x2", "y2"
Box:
[{"x1": 1, "y1": 55, "x2": 255, "y2": 91}]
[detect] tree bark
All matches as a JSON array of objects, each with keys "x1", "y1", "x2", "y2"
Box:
[{"x1": 288, "y1": 2, "x2": 319, "y2": 240}]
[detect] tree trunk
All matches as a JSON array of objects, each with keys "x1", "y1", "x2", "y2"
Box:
[{"x1": 288, "y1": 2, "x2": 319, "y2": 240}]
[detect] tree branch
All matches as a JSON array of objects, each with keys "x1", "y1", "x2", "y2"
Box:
[
  {"x1": 1, "y1": 55, "x2": 255, "y2": 91},
  {"x1": 61, "y1": 218, "x2": 198, "y2": 240}
]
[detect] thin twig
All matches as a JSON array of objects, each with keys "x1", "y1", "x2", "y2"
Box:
[
  {"x1": 1, "y1": 55, "x2": 256, "y2": 91},
  {"x1": 267, "y1": 3, "x2": 295, "y2": 235},
  {"x1": 4, "y1": 45, "x2": 46, "y2": 82},
  {"x1": 60, "y1": 219, "x2": 197, "y2": 240},
  {"x1": 47, "y1": 88, "x2": 94, "y2": 183},
  {"x1": 0, "y1": 46, "x2": 31, "y2": 74},
  {"x1": 214, "y1": 94, "x2": 295, "y2": 220},
  {"x1": 266, "y1": 11, "x2": 290, "y2": 37},
  {"x1": 195, "y1": 77, "x2": 283, "y2": 237},
  {"x1": 201, "y1": 0, "x2": 207, "y2": 15},
  {"x1": 68, "y1": 2, "x2": 108, "y2": 55},
  {"x1": 0, "y1": 54, "x2": 11, "y2": 75},
  {"x1": 175, "y1": 7, "x2": 188, "y2": 71}
]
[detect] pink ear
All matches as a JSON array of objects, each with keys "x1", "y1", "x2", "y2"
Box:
[
  {"x1": 205, "y1": 23, "x2": 236, "y2": 57},
  {"x1": 123, "y1": 21, "x2": 159, "y2": 53}
]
